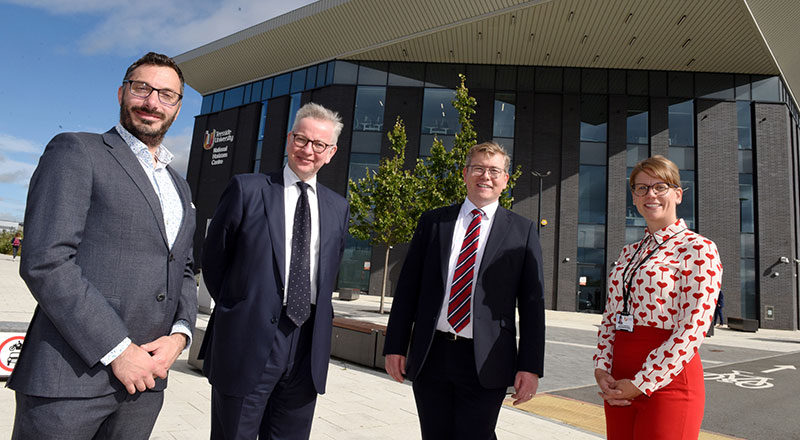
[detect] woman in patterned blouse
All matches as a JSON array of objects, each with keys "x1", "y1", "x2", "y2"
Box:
[{"x1": 593, "y1": 155, "x2": 722, "y2": 440}]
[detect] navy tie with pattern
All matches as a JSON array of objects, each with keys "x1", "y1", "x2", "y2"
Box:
[{"x1": 287, "y1": 181, "x2": 311, "y2": 326}]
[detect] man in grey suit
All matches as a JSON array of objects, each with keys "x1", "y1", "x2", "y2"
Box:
[{"x1": 9, "y1": 52, "x2": 197, "y2": 440}]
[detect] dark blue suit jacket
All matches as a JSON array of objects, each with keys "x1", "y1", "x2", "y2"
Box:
[
  {"x1": 199, "y1": 171, "x2": 349, "y2": 397},
  {"x1": 383, "y1": 203, "x2": 545, "y2": 388}
]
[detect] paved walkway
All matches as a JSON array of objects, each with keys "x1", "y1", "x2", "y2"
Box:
[
  {"x1": 2, "y1": 254, "x2": 799, "y2": 438},
  {"x1": 0, "y1": 255, "x2": 600, "y2": 439}
]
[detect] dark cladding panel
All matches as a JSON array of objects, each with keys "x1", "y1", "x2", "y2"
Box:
[
  {"x1": 385, "y1": 87, "x2": 424, "y2": 169},
  {"x1": 262, "y1": 95, "x2": 291, "y2": 171},
  {"x1": 187, "y1": 102, "x2": 262, "y2": 269},
  {"x1": 310, "y1": 85, "x2": 357, "y2": 196},
  {"x1": 556, "y1": 94, "x2": 580, "y2": 311}
]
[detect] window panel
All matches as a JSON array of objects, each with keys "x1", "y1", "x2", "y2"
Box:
[
  {"x1": 353, "y1": 87, "x2": 386, "y2": 133},
  {"x1": 493, "y1": 93, "x2": 515, "y2": 138}
]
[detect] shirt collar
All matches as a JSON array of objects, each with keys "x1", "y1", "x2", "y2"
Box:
[
  {"x1": 645, "y1": 219, "x2": 688, "y2": 244},
  {"x1": 461, "y1": 197, "x2": 499, "y2": 221},
  {"x1": 115, "y1": 123, "x2": 174, "y2": 167},
  {"x1": 283, "y1": 165, "x2": 317, "y2": 193}
]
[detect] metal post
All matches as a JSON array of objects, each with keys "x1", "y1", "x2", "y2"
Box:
[{"x1": 531, "y1": 170, "x2": 551, "y2": 234}]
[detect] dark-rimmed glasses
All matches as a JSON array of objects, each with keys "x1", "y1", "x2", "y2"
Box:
[
  {"x1": 123, "y1": 80, "x2": 183, "y2": 106},
  {"x1": 466, "y1": 165, "x2": 505, "y2": 179},
  {"x1": 292, "y1": 132, "x2": 334, "y2": 153},
  {"x1": 631, "y1": 182, "x2": 679, "y2": 197}
]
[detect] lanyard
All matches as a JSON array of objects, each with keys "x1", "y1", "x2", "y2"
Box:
[{"x1": 620, "y1": 228, "x2": 686, "y2": 315}]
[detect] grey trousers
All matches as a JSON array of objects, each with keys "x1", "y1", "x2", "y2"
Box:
[{"x1": 12, "y1": 389, "x2": 164, "y2": 440}]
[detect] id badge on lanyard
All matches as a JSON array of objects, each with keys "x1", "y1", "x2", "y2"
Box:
[{"x1": 616, "y1": 313, "x2": 634, "y2": 332}]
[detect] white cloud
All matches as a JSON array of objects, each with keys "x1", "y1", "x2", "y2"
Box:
[
  {"x1": 163, "y1": 126, "x2": 193, "y2": 177},
  {"x1": 5, "y1": 0, "x2": 315, "y2": 55},
  {"x1": 0, "y1": 133, "x2": 44, "y2": 155},
  {"x1": 0, "y1": 153, "x2": 37, "y2": 186}
]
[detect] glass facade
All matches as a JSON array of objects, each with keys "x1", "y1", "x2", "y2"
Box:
[
  {"x1": 195, "y1": 61, "x2": 796, "y2": 320},
  {"x1": 626, "y1": 97, "x2": 649, "y2": 243},
  {"x1": 668, "y1": 99, "x2": 696, "y2": 229},
  {"x1": 577, "y1": 95, "x2": 607, "y2": 313},
  {"x1": 738, "y1": 100, "x2": 757, "y2": 319}
]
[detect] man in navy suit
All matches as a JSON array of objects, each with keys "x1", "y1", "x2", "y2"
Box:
[
  {"x1": 11, "y1": 52, "x2": 197, "y2": 439},
  {"x1": 384, "y1": 141, "x2": 546, "y2": 439},
  {"x1": 200, "y1": 102, "x2": 349, "y2": 439}
]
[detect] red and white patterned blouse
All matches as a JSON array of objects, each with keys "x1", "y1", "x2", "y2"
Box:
[{"x1": 593, "y1": 219, "x2": 722, "y2": 396}]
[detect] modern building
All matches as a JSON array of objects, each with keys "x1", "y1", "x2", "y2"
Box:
[{"x1": 175, "y1": 0, "x2": 800, "y2": 330}]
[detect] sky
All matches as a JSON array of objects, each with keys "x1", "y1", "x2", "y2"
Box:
[{"x1": 0, "y1": 0, "x2": 315, "y2": 222}]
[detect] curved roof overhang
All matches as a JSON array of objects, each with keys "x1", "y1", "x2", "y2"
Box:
[{"x1": 175, "y1": 0, "x2": 798, "y2": 106}]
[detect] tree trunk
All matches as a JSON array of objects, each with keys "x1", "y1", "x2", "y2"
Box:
[{"x1": 380, "y1": 245, "x2": 391, "y2": 314}]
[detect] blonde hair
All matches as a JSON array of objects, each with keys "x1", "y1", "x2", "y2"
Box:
[
  {"x1": 465, "y1": 141, "x2": 511, "y2": 172},
  {"x1": 629, "y1": 155, "x2": 681, "y2": 188}
]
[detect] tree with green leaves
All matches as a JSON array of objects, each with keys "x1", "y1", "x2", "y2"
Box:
[
  {"x1": 414, "y1": 74, "x2": 522, "y2": 210},
  {"x1": 348, "y1": 118, "x2": 422, "y2": 313}
]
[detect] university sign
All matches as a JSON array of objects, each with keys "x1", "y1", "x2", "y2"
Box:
[{"x1": 203, "y1": 128, "x2": 235, "y2": 166}]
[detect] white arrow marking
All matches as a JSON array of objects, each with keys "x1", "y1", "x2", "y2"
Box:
[{"x1": 761, "y1": 365, "x2": 796, "y2": 374}]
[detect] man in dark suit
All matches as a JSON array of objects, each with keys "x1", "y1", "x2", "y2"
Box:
[
  {"x1": 10, "y1": 52, "x2": 197, "y2": 439},
  {"x1": 384, "y1": 141, "x2": 545, "y2": 439},
  {"x1": 199, "y1": 102, "x2": 349, "y2": 439}
]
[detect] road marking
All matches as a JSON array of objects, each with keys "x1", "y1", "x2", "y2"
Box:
[
  {"x1": 761, "y1": 365, "x2": 796, "y2": 373},
  {"x1": 505, "y1": 394, "x2": 744, "y2": 439},
  {"x1": 546, "y1": 340, "x2": 596, "y2": 349}
]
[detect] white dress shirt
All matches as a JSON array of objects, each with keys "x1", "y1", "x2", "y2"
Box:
[
  {"x1": 283, "y1": 166, "x2": 320, "y2": 305},
  {"x1": 436, "y1": 198, "x2": 500, "y2": 338}
]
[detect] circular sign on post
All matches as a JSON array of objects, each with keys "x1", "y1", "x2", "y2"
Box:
[{"x1": 0, "y1": 335, "x2": 25, "y2": 372}]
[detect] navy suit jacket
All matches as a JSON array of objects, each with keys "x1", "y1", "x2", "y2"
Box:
[
  {"x1": 199, "y1": 171, "x2": 349, "y2": 397},
  {"x1": 383, "y1": 203, "x2": 545, "y2": 388},
  {"x1": 10, "y1": 129, "x2": 197, "y2": 398}
]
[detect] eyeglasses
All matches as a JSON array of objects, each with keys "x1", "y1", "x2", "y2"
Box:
[
  {"x1": 123, "y1": 80, "x2": 183, "y2": 106},
  {"x1": 631, "y1": 182, "x2": 679, "y2": 197},
  {"x1": 466, "y1": 165, "x2": 505, "y2": 179},
  {"x1": 292, "y1": 133, "x2": 333, "y2": 153}
]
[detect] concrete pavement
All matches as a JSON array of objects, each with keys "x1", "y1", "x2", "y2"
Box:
[
  {"x1": 2, "y1": 253, "x2": 799, "y2": 438},
  {"x1": 0, "y1": 255, "x2": 599, "y2": 439}
]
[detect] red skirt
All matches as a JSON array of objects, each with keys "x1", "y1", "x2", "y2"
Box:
[{"x1": 604, "y1": 326, "x2": 705, "y2": 440}]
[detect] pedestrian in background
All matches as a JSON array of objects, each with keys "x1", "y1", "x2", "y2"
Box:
[
  {"x1": 713, "y1": 291, "x2": 725, "y2": 327},
  {"x1": 10, "y1": 232, "x2": 21, "y2": 261}
]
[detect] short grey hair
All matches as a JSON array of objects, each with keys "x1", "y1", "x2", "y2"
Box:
[{"x1": 292, "y1": 102, "x2": 344, "y2": 144}]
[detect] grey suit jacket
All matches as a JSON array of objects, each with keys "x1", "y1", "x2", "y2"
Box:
[{"x1": 8, "y1": 128, "x2": 197, "y2": 398}]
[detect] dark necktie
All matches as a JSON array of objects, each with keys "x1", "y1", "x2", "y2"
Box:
[
  {"x1": 448, "y1": 208, "x2": 483, "y2": 333},
  {"x1": 287, "y1": 181, "x2": 311, "y2": 326}
]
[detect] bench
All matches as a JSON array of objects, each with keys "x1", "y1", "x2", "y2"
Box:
[
  {"x1": 331, "y1": 317, "x2": 387, "y2": 369},
  {"x1": 727, "y1": 317, "x2": 759, "y2": 332}
]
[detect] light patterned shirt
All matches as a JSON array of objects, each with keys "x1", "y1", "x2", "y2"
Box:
[{"x1": 100, "y1": 125, "x2": 190, "y2": 366}]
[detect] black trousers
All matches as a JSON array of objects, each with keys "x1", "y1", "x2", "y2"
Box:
[
  {"x1": 411, "y1": 332, "x2": 507, "y2": 440},
  {"x1": 211, "y1": 307, "x2": 317, "y2": 440}
]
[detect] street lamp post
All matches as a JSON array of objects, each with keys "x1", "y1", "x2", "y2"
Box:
[{"x1": 531, "y1": 170, "x2": 551, "y2": 234}]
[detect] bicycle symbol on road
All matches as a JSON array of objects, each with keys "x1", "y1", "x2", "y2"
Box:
[{"x1": 703, "y1": 370, "x2": 774, "y2": 389}]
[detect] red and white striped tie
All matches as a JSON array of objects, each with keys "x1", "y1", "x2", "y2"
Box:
[{"x1": 448, "y1": 209, "x2": 483, "y2": 333}]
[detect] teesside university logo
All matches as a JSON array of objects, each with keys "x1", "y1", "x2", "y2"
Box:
[{"x1": 203, "y1": 129, "x2": 216, "y2": 150}]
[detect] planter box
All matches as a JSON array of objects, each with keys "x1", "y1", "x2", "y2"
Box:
[{"x1": 727, "y1": 317, "x2": 758, "y2": 332}]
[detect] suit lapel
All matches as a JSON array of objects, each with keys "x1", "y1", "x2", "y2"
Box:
[
  {"x1": 478, "y1": 207, "x2": 511, "y2": 277},
  {"x1": 439, "y1": 204, "x2": 461, "y2": 287},
  {"x1": 103, "y1": 129, "x2": 168, "y2": 247},
  {"x1": 316, "y1": 187, "x2": 336, "y2": 302},
  {"x1": 262, "y1": 173, "x2": 286, "y2": 288},
  {"x1": 166, "y1": 165, "x2": 192, "y2": 248}
]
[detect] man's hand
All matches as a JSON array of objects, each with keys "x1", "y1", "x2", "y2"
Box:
[
  {"x1": 511, "y1": 371, "x2": 539, "y2": 405},
  {"x1": 595, "y1": 368, "x2": 637, "y2": 406},
  {"x1": 385, "y1": 354, "x2": 407, "y2": 383},
  {"x1": 110, "y1": 343, "x2": 167, "y2": 394},
  {"x1": 141, "y1": 334, "x2": 187, "y2": 372}
]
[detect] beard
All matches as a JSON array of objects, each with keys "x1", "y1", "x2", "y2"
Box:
[{"x1": 119, "y1": 96, "x2": 177, "y2": 148}]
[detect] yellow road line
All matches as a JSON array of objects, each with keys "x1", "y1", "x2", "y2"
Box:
[{"x1": 503, "y1": 394, "x2": 743, "y2": 439}]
